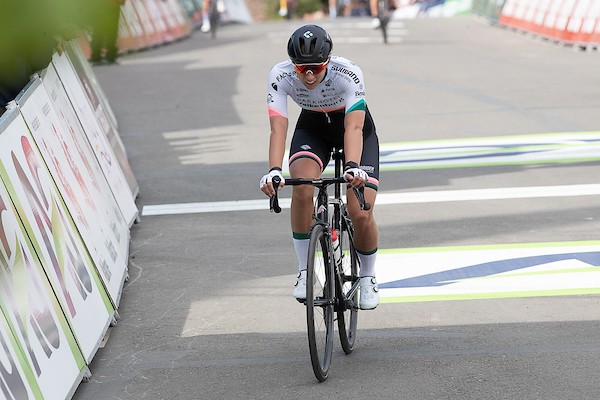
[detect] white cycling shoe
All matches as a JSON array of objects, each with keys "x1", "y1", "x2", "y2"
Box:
[
  {"x1": 201, "y1": 20, "x2": 210, "y2": 33},
  {"x1": 359, "y1": 276, "x2": 379, "y2": 310},
  {"x1": 293, "y1": 270, "x2": 307, "y2": 300}
]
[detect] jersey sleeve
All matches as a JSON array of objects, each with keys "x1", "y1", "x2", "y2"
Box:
[
  {"x1": 344, "y1": 65, "x2": 367, "y2": 114},
  {"x1": 267, "y1": 66, "x2": 289, "y2": 119}
]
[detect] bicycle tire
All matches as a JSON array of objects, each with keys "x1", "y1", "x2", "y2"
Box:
[
  {"x1": 306, "y1": 224, "x2": 334, "y2": 382},
  {"x1": 336, "y1": 213, "x2": 359, "y2": 354}
]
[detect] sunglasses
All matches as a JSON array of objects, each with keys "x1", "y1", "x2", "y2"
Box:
[{"x1": 293, "y1": 59, "x2": 329, "y2": 75}]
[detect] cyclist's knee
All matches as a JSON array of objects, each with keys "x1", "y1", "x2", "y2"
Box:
[
  {"x1": 349, "y1": 207, "x2": 374, "y2": 228},
  {"x1": 292, "y1": 184, "x2": 314, "y2": 203}
]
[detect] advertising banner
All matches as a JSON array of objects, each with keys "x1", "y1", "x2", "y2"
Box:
[
  {"x1": 222, "y1": 0, "x2": 253, "y2": 24},
  {"x1": 0, "y1": 306, "x2": 41, "y2": 400},
  {"x1": 120, "y1": 0, "x2": 148, "y2": 51},
  {"x1": 179, "y1": 0, "x2": 203, "y2": 27},
  {"x1": 66, "y1": 42, "x2": 118, "y2": 133},
  {"x1": 0, "y1": 219, "x2": 88, "y2": 399},
  {"x1": 53, "y1": 49, "x2": 139, "y2": 198},
  {"x1": 63, "y1": 44, "x2": 126, "y2": 159},
  {"x1": 42, "y1": 64, "x2": 138, "y2": 227},
  {"x1": 0, "y1": 111, "x2": 88, "y2": 398},
  {"x1": 1, "y1": 108, "x2": 116, "y2": 364},
  {"x1": 16, "y1": 79, "x2": 129, "y2": 308},
  {"x1": 499, "y1": 0, "x2": 600, "y2": 44},
  {"x1": 163, "y1": 0, "x2": 192, "y2": 37},
  {"x1": 143, "y1": 0, "x2": 173, "y2": 42},
  {"x1": 131, "y1": 0, "x2": 164, "y2": 47}
]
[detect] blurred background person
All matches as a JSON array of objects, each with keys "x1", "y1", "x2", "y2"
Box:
[{"x1": 89, "y1": 0, "x2": 126, "y2": 64}]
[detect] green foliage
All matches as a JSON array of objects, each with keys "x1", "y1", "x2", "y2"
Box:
[
  {"x1": 295, "y1": 0, "x2": 323, "y2": 16},
  {"x1": 264, "y1": 0, "x2": 325, "y2": 19},
  {"x1": 265, "y1": 0, "x2": 282, "y2": 19}
]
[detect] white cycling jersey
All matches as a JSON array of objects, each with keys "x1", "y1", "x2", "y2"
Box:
[{"x1": 267, "y1": 56, "x2": 367, "y2": 119}]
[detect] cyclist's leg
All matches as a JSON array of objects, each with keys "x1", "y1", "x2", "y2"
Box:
[
  {"x1": 290, "y1": 158, "x2": 320, "y2": 233},
  {"x1": 347, "y1": 187, "x2": 378, "y2": 273},
  {"x1": 346, "y1": 113, "x2": 379, "y2": 268},
  {"x1": 289, "y1": 155, "x2": 320, "y2": 279},
  {"x1": 288, "y1": 127, "x2": 330, "y2": 236},
  {"x1": 288, "y1": 127, "x2": 331, "y2": 298},
  {"x1": 345, "y1": 119, "x2": 380, "y2": 309},
  {"x1": 370, "y1": 0, "x2": 381, "y2": 28},
  {"x1": 201, "y1": 0, "x2": 211, "y2": 32}
]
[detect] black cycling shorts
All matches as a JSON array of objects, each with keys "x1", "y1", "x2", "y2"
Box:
[{"x1": 289, "y1": 107, "x2": 380, "y2": 191}]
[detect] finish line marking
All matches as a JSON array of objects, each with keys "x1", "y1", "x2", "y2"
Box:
[
  {"x1": 142, "y1": 183, "x2": 600, "y2": 216},
  {"x1": 377, "y1": 241, "x2": 600, "y2": 303}
]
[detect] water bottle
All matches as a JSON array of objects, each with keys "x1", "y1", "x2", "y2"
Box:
[{"x1": 331, "y1": 229, "x2": 341, "y2": 266}]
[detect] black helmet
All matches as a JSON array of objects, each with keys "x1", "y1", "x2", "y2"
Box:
[{"x1": 287, "y1": 25, "x2": 332, "y2": 65}]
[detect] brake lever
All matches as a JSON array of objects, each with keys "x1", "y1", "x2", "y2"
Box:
[
  {"x1": 270, "y1": 176, "x2": 282, "y2": 213},
  {"x1": 345, "y1": 170, "x2": 371, "y2": 211},
  {"x1": 352, "y1": 186, "x2": 371, "y2": 211}
]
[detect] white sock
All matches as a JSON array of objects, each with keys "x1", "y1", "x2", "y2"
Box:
[
  {"x1": 293, "y1": 237, "x2": 310, "y2": 272},
  {"x1": 358, "y1": 249, "x2": 377, "y2": 278}
]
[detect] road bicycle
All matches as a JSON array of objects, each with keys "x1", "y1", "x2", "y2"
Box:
[
  {"x1": 269, "y1": 149, "x2": 370, "y2": 381},
  {"x1": 377, "y1": 0, "x2": 391, "y2": 44}
]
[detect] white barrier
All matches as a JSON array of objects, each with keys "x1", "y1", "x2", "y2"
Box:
[
  {"x1": 111, "y1": 0, "x2": 254, "y2": 55},
  {"x1": 0, "y1": 111, "x2": 91, "y2": 398},
  {"x1": 499, "y1": 0, "x2": 600, "y2": 46},
  {"x1": 0, "y1": 37, "x2": 139, "y2": 397},
  {"x1": 43, "y1": 61, "x2": 138, "y2": 228},
  {"x1": 16, "y1": 78, "x2": 130, "y2": 308},
  {"x1": 55, "y1": 44, "x2": 140, "y2": 201},
  {"x1": 0, "y1": 296, "x2": 42, "y2": 399},
  {"x1": 0, "y1": 105, "x2": 117, "y2": 358},
  {"x1": 393, "y1": 0, "x2": 474, "y2": 19}
]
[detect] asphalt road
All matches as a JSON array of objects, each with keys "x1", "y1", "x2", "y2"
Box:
[{"x1": 73, "y1": 17, "x2": 600, "y2": 399}]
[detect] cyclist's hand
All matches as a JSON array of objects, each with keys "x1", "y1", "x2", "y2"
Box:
[
  {"x1": 260, "y1": 168, "x2": 285, "y2": 197},
  {"x1": 344, "y1": 162, "x2": 368, "y2": 188}
]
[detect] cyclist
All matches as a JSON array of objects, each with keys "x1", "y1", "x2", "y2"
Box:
[{"x1": 260, "y1": 25, "x2": 380, "y2": 310}]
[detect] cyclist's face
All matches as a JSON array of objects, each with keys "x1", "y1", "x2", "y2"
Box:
[{"x1": 297, "y1": 69, "x2": 326, "y2": 90}]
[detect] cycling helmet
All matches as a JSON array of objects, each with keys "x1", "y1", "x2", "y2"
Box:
[{"x1": 287, "y1": 25, "x2": 333, "y2": 65}]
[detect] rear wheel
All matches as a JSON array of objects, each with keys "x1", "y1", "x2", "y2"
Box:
[
  {"x1": 337, "y1": 215, "x2": 359, "y2": 354},
  {"x1": 306, "y1": 224, "x2": 334, "y2": 382}
]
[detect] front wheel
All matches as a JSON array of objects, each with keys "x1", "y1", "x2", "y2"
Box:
[
  {"x1": 306, "y1": 224, "x2": 334, "y2": 382},
  {"x1": 337, "y1": 217, "x2": 359, "y2": 354}
]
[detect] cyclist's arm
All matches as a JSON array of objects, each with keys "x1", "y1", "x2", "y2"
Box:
[
  {"x1": 343, "y1": 110, "x2": 365, "y2": 166},
  {"x1": 267, "y1": 63, "x2": 291, "y2": 170},
  {"x1": 269, "y1": 115, "x2": 288, "y2": 170},
  {"x1": 341, "y1": 60, "x2": 367, "y2": 171}
]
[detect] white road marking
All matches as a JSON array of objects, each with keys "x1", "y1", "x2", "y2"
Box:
[
  {"x1": 142, "y1": 184, "x2": 600, "y2": 216},
  {"x1": 376, "y1": 242, "x2": 600, "y2": 303}
]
